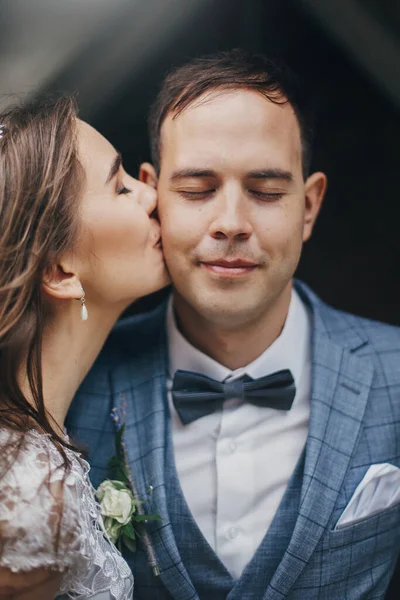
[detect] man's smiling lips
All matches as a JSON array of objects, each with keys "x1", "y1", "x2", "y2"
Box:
[{"x1": 199, "y1": 259, "x2": 259, "y2": 277}]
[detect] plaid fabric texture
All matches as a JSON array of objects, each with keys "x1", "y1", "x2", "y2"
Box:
[{"x1": 67, "y1": 281, "x2": 400, "y2": 599}]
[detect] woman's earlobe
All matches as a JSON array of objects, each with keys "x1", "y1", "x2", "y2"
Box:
[{"x1": 139, "y1": 162, "x2": 158, "y2": 189}]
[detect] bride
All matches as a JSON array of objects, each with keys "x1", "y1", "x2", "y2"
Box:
[{"x1": 0, "y1": 97, "x2": 169, "y2": 599}]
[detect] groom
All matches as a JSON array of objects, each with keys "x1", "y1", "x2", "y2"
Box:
[{"x1": 67, "y1": 50, "x2": 400, "y2": 599}]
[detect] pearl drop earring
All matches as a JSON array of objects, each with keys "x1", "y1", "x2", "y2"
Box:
[{"x1": 79, "y1": 287, "x2": 88, "y2": 321}]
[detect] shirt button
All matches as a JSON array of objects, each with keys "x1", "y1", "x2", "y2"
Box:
[{"x1": 227, "y1": 526, "x2": 239, "y2": 540}]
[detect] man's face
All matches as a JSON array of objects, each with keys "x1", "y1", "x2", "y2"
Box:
[{"x1": 156, "y1": 89, "x2": 324, "y2": 329}]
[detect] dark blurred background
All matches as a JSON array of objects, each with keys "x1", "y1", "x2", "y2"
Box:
[{"x1": 1, "y1": 0, "x2": 399, "y2": 595}]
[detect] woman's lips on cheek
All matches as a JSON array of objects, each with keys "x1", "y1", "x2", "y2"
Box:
[{"x1": 151, "y1": 221, "x2": 162, "y2": 248}]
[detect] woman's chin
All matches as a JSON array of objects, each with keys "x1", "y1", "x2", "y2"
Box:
[
  {"x1": 139, "y1": 268, "x2": 171, "y2": 299},
  {"x1": 112, "y1": 260, "x2": 171, "y2": 310},
  {"x1": 153, "y1": 270, "x2": 172, "y2": 293}
]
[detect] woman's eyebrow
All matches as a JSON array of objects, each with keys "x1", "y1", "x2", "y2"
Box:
[{"x1": 105, "y1": 153, "x2": 122, "y2": 185}]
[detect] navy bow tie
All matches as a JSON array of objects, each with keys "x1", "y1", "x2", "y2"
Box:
[{"x1": 171, "y1": 369, "x2": 296, "y2": 425}]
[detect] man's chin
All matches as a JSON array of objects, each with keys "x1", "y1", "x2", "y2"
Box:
[{"x1": 187, "y1": 293, "x2": 266, "y2": 327}]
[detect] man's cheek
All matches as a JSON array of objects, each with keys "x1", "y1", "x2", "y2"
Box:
[{"x1": 163, "y1": 235, "x2": 188, "y2": 264}]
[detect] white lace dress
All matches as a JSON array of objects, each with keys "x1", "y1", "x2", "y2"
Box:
[{"x1": 0, "y1": 428, "x2": 133, "y2": 599}]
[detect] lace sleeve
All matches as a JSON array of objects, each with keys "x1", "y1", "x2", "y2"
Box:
[
  {"x1": 0, "y1": 428, "x2": 91, "y2": 579},
  {"x1": 0, "y1": 428, "x2": 133, "y2": 600}
]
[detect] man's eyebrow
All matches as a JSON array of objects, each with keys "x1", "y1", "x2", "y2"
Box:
[
  {"x1": 169, "y1": 168, "x2": 293, "y2": 182},
  {"x1": 247, "y1": 169, "x2": 293, "y2": 182},
  {"x1": 170, "y1": 168, "x2": 216, "y2": 181},
  {"x1": 105, "y1": 153, "x2": 122, "y2": 185}
]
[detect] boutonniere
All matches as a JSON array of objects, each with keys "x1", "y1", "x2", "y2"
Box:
[{"x1": 96, "y1": 408, "x2": 160, "y2": 575}]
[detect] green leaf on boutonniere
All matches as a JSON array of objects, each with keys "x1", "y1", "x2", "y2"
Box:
[
  {"x1": 122, "y1": 521, "x2": 136, "y2": 540},
  {"x1": 107, "y1": 456, "x2": 121, "y2": 469},
  {"x1": 107, "y1": 445, "x2": 131, "y2": 485},
  {"x1": 122, "y1": 535, "x2": 137, "y2": 553},
  {"x1": 106, "y1": 460, "x2": 129, "y2": 485},
  {"x1": 133, "y1": 514, "x2": 161, "y2": 522}
]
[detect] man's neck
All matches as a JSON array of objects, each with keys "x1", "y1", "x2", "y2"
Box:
[{"x1": 173, "y1": 283, "x2": 293, "y2": 371}]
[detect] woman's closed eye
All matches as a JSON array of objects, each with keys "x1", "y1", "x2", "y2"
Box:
[{"x1": 117, "y1": 185, "x2": 132, "y2": 195}]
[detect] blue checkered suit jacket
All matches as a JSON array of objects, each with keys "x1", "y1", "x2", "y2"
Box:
[{"x1": 67, "y1": 281, "x2": 400, "y2": 599}]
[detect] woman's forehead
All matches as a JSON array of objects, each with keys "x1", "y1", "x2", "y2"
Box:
[{"x1": 76, "y1": 119, "x2": 116, "y2": 178}]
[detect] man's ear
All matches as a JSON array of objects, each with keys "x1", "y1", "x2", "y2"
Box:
[
  {"x1": 303, "y1": 171, "x2": 327, "y2": 242},
  {"x1": 42, "y1": 262, "x2": 83, "y2": 301},
  {"x1": 139, "y1": 162, "x2": 158, "y2": 189}
]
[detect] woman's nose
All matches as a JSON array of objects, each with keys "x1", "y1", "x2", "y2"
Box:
[{"x1": 139, "y1": 181, "x2": 158, "y2": 216}]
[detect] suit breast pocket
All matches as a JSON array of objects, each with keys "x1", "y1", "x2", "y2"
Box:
[{"x1": 320, "y1": 502, "x2": 400, "y2": 588}]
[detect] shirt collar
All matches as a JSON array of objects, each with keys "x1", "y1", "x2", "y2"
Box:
[{"x1": 166, "y1": 288, "x2": 311, "y2": 386}]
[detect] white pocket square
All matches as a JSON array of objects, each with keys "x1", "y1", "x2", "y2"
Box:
[{"x1": 335, "y1": 463, "x2": 400, "y2": 529}]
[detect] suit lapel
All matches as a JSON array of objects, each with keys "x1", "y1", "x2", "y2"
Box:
[
  {"x1": 264, "y1": 286, "x2": 374, "y2": 599},
  {"x1": 110, "y1": 309, "x2": 198, "y2": 600}
]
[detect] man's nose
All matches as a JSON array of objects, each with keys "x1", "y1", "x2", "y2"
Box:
[{"x1": 209, "y1": 188, "x2": 253, "y2": 241}]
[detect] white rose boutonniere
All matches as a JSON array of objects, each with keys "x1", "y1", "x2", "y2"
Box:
[
  {"x1": 96, "y1": 411, "x2": 161, "y2": 571},
  {"x1": 97, "y1": 479, "x2": 137, "y2": 546}
]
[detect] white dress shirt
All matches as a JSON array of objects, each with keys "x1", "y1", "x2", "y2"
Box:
[{"x1": 166, "y1": 289, "x2": 312, "y2": 579}]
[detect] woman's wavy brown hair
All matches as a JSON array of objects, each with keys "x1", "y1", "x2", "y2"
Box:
[{"x1": 0, "y1": 96, "x2": 84, "y2": 460}]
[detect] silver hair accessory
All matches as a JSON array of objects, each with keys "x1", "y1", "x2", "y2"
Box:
[
  {"x1": 79, "y1": 287, "x2": 88, "y2": 321},
  {"x1": 0, "y1": 124, "x2": 7, "y2": 140}
]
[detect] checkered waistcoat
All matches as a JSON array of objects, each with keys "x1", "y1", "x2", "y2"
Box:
[{"x1": 67, "y1": 281, "x2": 400, "y2": 599}]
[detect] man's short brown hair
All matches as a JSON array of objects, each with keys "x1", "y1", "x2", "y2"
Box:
[{"x1": 148, "y1": 49, "x2": 315, "y2": 180}]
